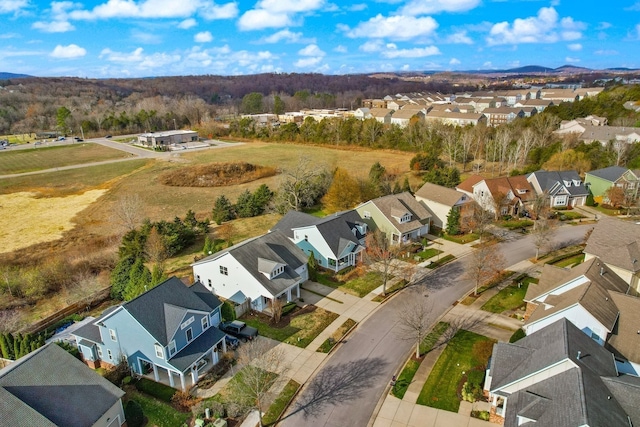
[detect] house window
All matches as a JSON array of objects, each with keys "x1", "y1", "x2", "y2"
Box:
[
  {"x1": 97, "y1": 347, "x2": 103, "y2": 358},
  {"x1": 207, "y1": 279, "x2": 212, "y2": 288},
  {"x1": 201, "y1": 316, "x2": 209, "y2": 330},
  {"x1": 109, "y1": 329, "x2": 117, "y2": 342},
  {"x1": 196, "y1": 275, "x2": 201, "y2": 282},
  {"x1": 186, "y1": 328, "x2": 193, "y2": 342},
  {"x1": 155, "y1": 344, "x2": 163, "y2": 359},
  {"x1": 363, "y1": 211, "x2": 371, "y2": 219},
  {"x1": 400, "y1": 213, "x2": 412, "y2": 223},
  {"x1": 554, "y1": 195, "x2": 568, "y2": 206},
  {"x1": 169, "y1": 341, "x2": 176, "y2": 356},
  {"x1": 220, "y1": 266, "x2": 228, "y2": 276},
  {"x1": 107, "y1": 349, "x2": 113, "y2": 360}
]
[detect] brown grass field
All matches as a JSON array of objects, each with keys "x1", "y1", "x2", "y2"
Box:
[{"x1": 0, "y1": 143, "x2": 132, "y2": 175}]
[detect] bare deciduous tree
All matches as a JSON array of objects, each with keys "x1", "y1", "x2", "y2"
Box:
[
  {"x1": 532, "y1": 217, "x2": 558, "y2": 260},
  {"x1": 464, "y1": 244, "x2": 506, "y2": 296},
  {"x1": 397, "y1": 296, "x2": 432, "y2": 358},
  {"x1": 270, "y1": 298, "x2": 284, "y2": 324},
  {"x1": 363, "y1": 229, "x2": 405, "y2": 296},
  {"x1": 276, "y1": 155, "x2": 330, "y2": 212},
  {"x1": 463, "y1": 201, "x2": 494, "y2": 243},
  {"x1": 145, "y1": 226, "x2": 167, "y2": 265},
  {"x1": 114, "y1": 194, "x2": 144, "y2": 232},
  {"x1": 229, "y1": 339, "x2": 289, "y2": 427}
]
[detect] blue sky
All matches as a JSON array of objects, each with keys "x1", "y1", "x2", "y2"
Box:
[{"x1": 1, "y1": 0, "x2": 639, "y2": 78}]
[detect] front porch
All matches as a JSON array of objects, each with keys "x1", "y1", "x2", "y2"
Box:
[
  {"x1": 138, "y1": 326, "x2": 227, "y2": 391},
  {"x1": 260, "y1": 284, "x2": 301, "y2": 316}
]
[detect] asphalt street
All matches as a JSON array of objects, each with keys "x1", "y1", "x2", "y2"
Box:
[{"x1": 279, "y1": 224, "x2": 593, "y2": 427}]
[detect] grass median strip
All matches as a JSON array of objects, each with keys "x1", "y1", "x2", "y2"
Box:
[
  {"x1": 317, "y1": 318, "x2": 356, "y2": 353},
  {"x1": 262, "y1": 379, "x2": 300, "y2": 426}
]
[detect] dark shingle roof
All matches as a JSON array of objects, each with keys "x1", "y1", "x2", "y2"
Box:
[
  {"x1": 0, "y1": 344, "x2": 124, "y2": 427},
  {"x1": 602, "y1": 375, "x2": 640, "y2": 426},
  {"x1": 123, "y1": 277, "x2": 222, "y2": 346},
  {"x1": 199, "y1": 230, "x2": 308, "y2": 297},
  {"x1": 529, "y1": 170, "x2": 588, "y2": 196},
  {"x1": 585, "y1": 217, "x2": 640, "y2": 273},
  {"x1": 271, "y1": 210, "x2": 323, "y2": 239},
  {"x1": 586, "y1": 166, "x2": 628, "y2": 182},
  {"x1": 605, "y1": 291, "x2": 640, "y2": 364},
  {"x1": 168, "y1": 325, "x2": 226, "y2": 372}
]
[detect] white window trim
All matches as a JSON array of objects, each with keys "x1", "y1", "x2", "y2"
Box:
[
  {"x1": 169, "y1": 340, "x2": 176, "y2": 356},
  {"x1": 107, "y1": 349, "x2": 113, "y2": 360},
  {"x1": 201, "y1": 316, "x2": 209, "y2": 330},
  {"x1": 155, "y1": 344, "x2": 164, "y2": 359},
  {"x1": 97, "y1": 347, "x2": 103, "y2": 358},
  {"x1": 186, "y1": 327, "x2": 193, "y2": 343},
  {"x1": 220, "y1": 266, "x2": 228, "y2": 276},
  {"x1": 109, "y1": 329, "x2": 117, "y2": 342}
]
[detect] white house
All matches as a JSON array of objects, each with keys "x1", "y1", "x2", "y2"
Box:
[
  {"x1": 414, "y1": 182, "x2": 473, "y2": 230},
  {"x1": 192, "y1": 230, "x2": 308, "y2": 313}
]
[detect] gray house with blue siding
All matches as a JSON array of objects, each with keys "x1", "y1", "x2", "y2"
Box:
[
  {"x1": 271, "y1": 210, "x2": 367, "y2": 272},
  {"x1": 73, "y1": 277, "x2": 226, "y2": 391}
]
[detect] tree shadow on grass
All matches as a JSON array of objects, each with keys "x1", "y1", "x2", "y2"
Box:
[{"x1": 283, "y1": 357, "x2": 388, "y2": 420}]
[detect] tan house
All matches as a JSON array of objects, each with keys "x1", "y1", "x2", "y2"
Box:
[
  {"x1": 424, "y1": 111, "x2": 487, "y2": 127},
  {"x1": 369, "y1": 108, "x2": 394, "y2": 124},
  {"x1": 414, "y1": 182, "x2": 473, "y2": 230}
]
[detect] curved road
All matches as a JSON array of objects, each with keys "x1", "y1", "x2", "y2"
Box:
[{"x1": 280, "y1": 224, "x2": 592, "y2": 427}]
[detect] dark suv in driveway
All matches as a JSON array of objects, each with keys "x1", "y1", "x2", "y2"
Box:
[{"x1": 219, "y1": 320, "x2": 258, "y2": 342}]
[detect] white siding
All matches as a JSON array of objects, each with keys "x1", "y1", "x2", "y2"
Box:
[
  {"x1": 524, "y1": 305, "x2": 609, "y2": 345},
  {"x1": 193, "y1": 253, "x2": 270, "y2": 302},
  {"x1": 499, "y1": 360, "x2": 575, "y2": 394},
  {"x1": 293, "y1": 226, "x2": 334, "y2": 259}
]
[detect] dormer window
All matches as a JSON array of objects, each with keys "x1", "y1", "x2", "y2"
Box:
[
  {"x1": 573, "y1": 179, "x2": 581, "y2": 186},
  {"x1": 517, "y1": 189, "x2": 527, "y2": 194},
  {"x1": 400, "y1": 213, "x2": 412, "y2": 223},
  {"x1": 564, "y1": 180, "x2": 571, "y2": 187},
  {"x1": 271, "y1": 265, "x2": 285, "y2": 279}
]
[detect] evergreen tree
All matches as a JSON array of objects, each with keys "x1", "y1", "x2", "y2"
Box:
[
  {"x1": 235, "y1": 190, "x2": 259, "y2": 218},
  {"x1": 123, "y1": 258, "x2": 152, "y2": 301},
  {"x1": 402, "y1": 177, "x2": 412, "y2": 194},
  {"x1": 5, "y1": 333, "x2": 14, "y2": 359},
  {"x1": 13, "y1": 333, "x2": 21, "y2": 360},
  {"x1": 308, "y1": 252, "x2": 318, "y2": 281},
  {"x1": 0, "y1": 333, "x2": 10, "y2": 359},
  {"x1": 212, "y1": 195, "x2": 234, "y2": 225},
  {"x1": 203, "y1": 235, "x2": 215, "y2": 256},
  {"x1": 184, "y1": 209, "x2": 198, "y2": 230},
  {"x1": 110, "y1": 255, "x2": 136, "y2": 300},
  {"x1": 446, "y1": 206, "x2": 461, "y2": 235},
  {"x1": 252, "y1": 184, "x2": 273, "y2": 214}
]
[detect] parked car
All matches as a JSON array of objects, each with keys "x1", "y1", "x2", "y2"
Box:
[
  {"x1": 219, "y1": 320, "x2": 258, "y2": 342},
  {"x1": 34, "y1": 141, "x2": 42, "y2": 146},
  {"x1": 57, "y1": 136, "x2": 65, "y2": 141},
  {"x1": 225, "y1": 335, "x2": 240, "y2": 350},
  {"x1": 105, "y1": 135, "x2": 112, "y2": 138}
]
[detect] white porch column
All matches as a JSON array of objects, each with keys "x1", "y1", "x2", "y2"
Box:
[
  {"x1": 287, "y1": 288, "x2": 292, "y2": 301},
  {"x1": 180, "y1": 373, "x2": 186, "y2": 391},
  {"x1": 296, "y1": 283, "x2": 300, "y2": 298},
  {"x1": 168, "y1": 370, "x2": 175, "y2": 388},
  {"x1": 191, "y1": 367, "x2": 198, "y2": 385},
  {"x1": 152, "y1": 365, "x2": 159, "y2": 382}
]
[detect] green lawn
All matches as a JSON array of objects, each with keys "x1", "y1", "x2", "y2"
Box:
[
  {"x1": 420, "y1": 321, "x2": 450, "y2": 355},
  {"x1": 481, "y1": 281, "x2": 531, "y2": 314},
  {"x1": 126, "y1": 391, "x2": 191, "y2": 427},
  {"x1": 340, "y1": 271, "x2": 384, "y2": 297},
  {"x1": 415, "y1": 248, "x2": 443, "y2": 261},
  {"x1": 391, "y1": 359, "x2": 421, "y2": 399},
  {"x1": 318, "y1": 318, "x2": 356, "y2": 353},
  {"x1": 442, "y1": 233, "x2": 479, "y2": 244},
  {"x1": 552, "y1": 253, "x2": 585, "y2": 268},
  {"x1": 0, "y1": 143, "x2": 131, "y2": 174},
  {"x1": 417, "y1": 330, "x2": 495, "y2": 412},
  {"x1": 554, "y1": 210, "x2": 586, "y2": 221},
  {"x1": 314, "y1": 271, "x2": 343, "y2": 289},
  {"x1": 426, "y1": 254, "x2": 456, "y2": 269},
  {"x1": 498, "y1": 219, "x2": 534, "y2": 230},
  {"x1": 243, "y1": 307, "x2": 338, "y2": 348},
  {"x1": 262, "y1": 380, "x2": 300, "y2": 426}
]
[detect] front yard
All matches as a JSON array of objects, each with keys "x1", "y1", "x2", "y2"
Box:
[
  {"x1": 480, "y1": 276, "x2": 538, "y2": 314},
  {"x1": 315, "y1": 270, "x2": 385, "y2": 297},
  {"x1": 242, "y1": 306, "x2": 339, "y2": 348},
  {"x1": 417, "y1": 329, "x2": 495, "y2": 412}
]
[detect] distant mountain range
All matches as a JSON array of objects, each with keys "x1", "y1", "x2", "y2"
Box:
[
  {"x1": 456, "y1": 65, "x2": 639, "y2": 74},
  {"x1": 0, "y1": 72, "x2": 31, "y2": 79}
]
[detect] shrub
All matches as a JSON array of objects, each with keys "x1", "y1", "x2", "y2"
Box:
[
  {"x1": 471, "y1": 410, "x2": 490, "y2": 421},
  {"x1": 221, "y1": 301, "x2": 236, "y2": 322},
  {"x1": 509, "y1": 329, "x2": 526, "y2": 343},
  {"x1": 125, "y1": 400, "x2": 144, "y2": 427},
  {"x1": 171, "y1": 390, "x2": 197, "y2": 411},
  {"x1": 135, "y1": 378, "x2": 177, "y2": 402},
  {"x1": 461, "y1": 381, "x2": 482, "y2": 402},
  {"x1": 281, "y1": 302, "x2": 298, "y2": 317},
  {"x1": 226, "y1": 402, "x2": 245, "y2": 418}
]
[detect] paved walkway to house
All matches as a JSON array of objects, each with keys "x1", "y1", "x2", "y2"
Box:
[{"x1": 370, "y1": 259, "x2": 538, "y2": 427}]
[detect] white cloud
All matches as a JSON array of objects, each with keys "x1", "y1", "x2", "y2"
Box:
[
  {"x1": 100, "y1": 47, "x2": 145, "y2": 62},
  {"x1": 0, "y1": 0, "x2": 28, "y2": 14},
  {"x1": 254, "y1": 0, "x2": 325, "y2": 13},
  {"x1": 238, "y1": 9, "x2": 292, "y2": 30},
  {"x1": 382, "y1": 45, "x2": 440, "y2": 58},
  {"x1": 631, "y1": 23, "x2": 640, "y2": 40},
  {"x1": 399, "y1": 0, "x2": 480, "y2": 15},
  {"x1": 449, "y1": 58, "x2": 461, "y2": 65},
  {"x1": 346, "y1": 14, "x2": 438, "y2": 40},
  {"x1": 567, "y1": 43, "x2": 582, "y2": 51},
  {"x1": 100, "y1": 46, "x2": 181, "y2": 69},
  {"x1": 625, "y1": 2, "x2": 640, "y2": 11},
  {"x1": 594, "y1": 49, "x2": 618, "y2": 55},
  {"x1": 238, "y1": 0, "x2": 324, "y2": 31},
  {"x1": 68, "y1": 0, "x2": 238, "y2": 20},
  {"x1": 294, "y1": 56, "x2": 322, "y2": 67},
  {"x1": 359, "y1": 40, "x2": 385, "y2": 52},
  {"x1": 261, "y1": 29, "x2": 314, "y2": 44},
  {"x1": 178, "y1": 18, "x2": 197, "y2": 29},
  {"x1": 565, "y1": 56, "x2": 580, "y2": 63},
  {"x1": 597, "y1": 22, "x2": 611, "y2": 30},
  {"x1": 483, "y1": 61, "x2": 493, "y2": 68},
  {"x1": 32, "y1": 20, "x2": 75, "y2": 33},
  {"x1": 194, "y1": 31, "x2": 213, "y2": 42},
  {"x1": 348, "y1": 4, "x2": 367, "y2": 11},
  {"x1": 298, "y1": 44, "x2": 325, "y2": 56},
  {"x1": 446, "y1": 31, "x2": 473, "y2": 44},
  {"x1": 50, "y1": 44, "x2": 86, "y2": 58},
  {"x1": 487, "y1": 7, "x2": 585, "y2": 46},
  {"x1": 334, "y1": 45, "x2": 347, "y2": 53}
]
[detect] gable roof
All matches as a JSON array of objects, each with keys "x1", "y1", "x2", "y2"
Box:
[
  {"x1": 528, "y1": 170, "x2": 588, "y2": 196},
  {"x1": 196, "y1": 230, "x2": 308, "y2": 297},
  {"x1": 489, "y1": 319, "x2": 632, "y2": 427},
  {"x1": 479, "y1": 175, "x2": 536, "y2": 203},
  {"x1": 605, "y1": 291, "x2": 640, "y2": 364},
  {"x1": 120, "y1": 277, "x2": 221, "y2": 346},
  {"x1": 585, "y1": 217, "x2": 640, "y2": 273},
  {"x1": 0, "y1": 344, "x2": 124, "y2": 427},
  {"x1": 362, "y1": 192, "x2": 431, "y2": 234},
  {"x1": 456, "y1": 174, "x2": 484, "y2": 193},
  {"x1": 415, "y1": 182, "x2": 468, "y2": 207},
  {"x1": 586, "y1": 166, "x2": 629, "y2": 182},
  {"x1": 524, "y1": 258, "x2": 631, "y2": 330},
  {"x1": 272, "y1": 209, "x2": 365, "y2": 258}
]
